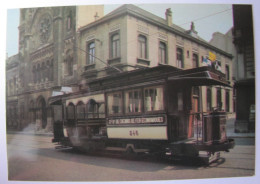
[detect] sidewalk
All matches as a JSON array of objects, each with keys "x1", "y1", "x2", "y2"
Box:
[
  {"x1": 7, "y1": 124, "x2": 53, "y2": 137},
  {"x1": 226, "y1": 118, "x2": 255, "y2": 138}
]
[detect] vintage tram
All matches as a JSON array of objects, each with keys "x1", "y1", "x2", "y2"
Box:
[{"x1": 50, "y1": 65, "x2": 234, "y2": 164}]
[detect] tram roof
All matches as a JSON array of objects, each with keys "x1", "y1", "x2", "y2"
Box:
[
  {"x1": 49, "y1": 65, "x2": 230, "y2": 105},
  {"x1": 87, "y1": 65, "x2": 230, "y2": 90}
]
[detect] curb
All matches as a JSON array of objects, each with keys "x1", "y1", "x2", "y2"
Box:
[
  {"x1": 228, "y1": 136, "x2": 255, "y2": 138},
  {"x1": 7, "y1": 131, "x2": 53, "y2": 137}
]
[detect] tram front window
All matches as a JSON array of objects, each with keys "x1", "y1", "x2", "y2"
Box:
[{"x1": 144, "y1": 86, "x2": 164, "y2": 112}]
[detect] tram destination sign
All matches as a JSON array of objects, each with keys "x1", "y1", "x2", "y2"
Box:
[{"x1": 108, "y1": 116, "x2": 164, "y2": 125}]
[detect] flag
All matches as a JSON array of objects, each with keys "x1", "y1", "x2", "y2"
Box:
[
  {"x1": 208, "y1": 51, "x2": 216, "y2": 62},
  {"x1": 214, "y1": 61, "x2": 222, "y2": 71},
  {"x1": 202, "y1": 56, "x2": 211, "y2": 66}
]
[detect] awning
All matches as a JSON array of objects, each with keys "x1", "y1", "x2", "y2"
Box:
[
  {"x1": 49, "y1": 96, "x2": 63, "y2": 105},
  {"x1": 168, "y1": 67, "x2": 230, "y2": 87}
]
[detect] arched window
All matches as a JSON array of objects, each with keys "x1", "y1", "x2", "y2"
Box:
[
  {"x1": 87, "y1": 42, "x2": 95, "y2": 65},
  {"x1": 159, "y1": 42, "x2": 167, "y2": 64},
  {"x1": 207, "y1": 88, "x2": 212, "y2": 111},
  {"x1": 111, "y1": 33, "x2": 120, "y2": 58},
  {"x1": 138, "y1": 35, "x2": 147, "y2": 59},
  {"x1": 67, "y1": 10, "x2": 72, "y2": 30},
  {"x1": 177, "y1": 48, "x2": 184, "y2": 68},
  {"x1": 67, "y1": 103, "x2": 75, "y2": 120},
  {"x1": 29, "y1": 100, "x2": 36, "y2": 124},
  {"x1": 76, "y1": 101, "x2": 85, "y2": 119},
  {"x1": 65, "y1": 50, "x2": 73, "y2": 76},
  {"x1": 192, "y1": 53, "x2": 199, "y2": 68}
]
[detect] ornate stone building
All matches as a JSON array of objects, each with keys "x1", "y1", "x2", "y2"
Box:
[
  {"x1": 6, "y1": 4, "x2": 234, "y2": 131},
  {"x1": 6, "y1": 54, "x2": 20, "y2": 129},
  {"x1": 6, "y1": 5, "x2": 104, "y2": 131}
]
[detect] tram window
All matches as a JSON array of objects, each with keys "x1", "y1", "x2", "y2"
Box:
[
  {"x1": 107, "y1": 92, "x2": 123, "y2": 115},
  {"x1": 76, "y1": 101, "x2": 85, "y2": 119},
  {"x1": 53, "y1": 105, "x2": 62, "y2": 121},
  {"x1": 99, "y1": 103, "x2": 105, "y2": 118},
  {"x1": 144, "y1": 86, "x2": 164, "y2": 112},
  {"x1": 67, "y1": 103, "x2": 75, "y2": 120},
  {"x1": 125, "y1": 89, "x2": 142, "y2": 113},
  {"x1": 87, "y1": 100, "x2": 98, "y2": 118}
]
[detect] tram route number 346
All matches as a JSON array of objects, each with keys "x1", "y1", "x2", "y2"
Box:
[{"x1": 129, "y1": 130, "x2": 139, "y2": 136}]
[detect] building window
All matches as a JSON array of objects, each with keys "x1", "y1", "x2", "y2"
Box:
[
  {"x1": 110, "y1": 33, "x2": 120, "y2": 58},
  {"x1": 217, "y1": 88, "x2": 222, "y2": 110},
  {"x1": 159, "y1": 42, "x2": 167, "y2": 64},
  {"x1": 207, "y1": 88, "x2": 212, "y2": 111},
  {"x1": 233, "y1": 88, "x2": 236, "y2": 112},
  {"x1": 125, "y1": 89, "x2": 142, "y2": 113},
  {"x1": 68, "y1": 58, "x2": 73, "y2": 76},
  {"x1": 42, "y1": 62, "x2": 46, "y2": 81},
  {"x1": 225, "y1": 65, "x2": 230, "y2": 80},
  {"x1": 87, "y1": 42, "x2": 95, "y2": 65},
  {"x1": 138, "y1": 35, "x2": 147, "y2": 59},
  {"x1": 67, "y1": 11, "x2": 72, "y2": 30},
  {"x1": 37, "y1": 64, "x2": 40, "y2": 83},
  {"x1": 65, "y1": 50, "x2": 73, "y2": 76},
  {"x1": 107, "y1": 92, "x2": 123, "y2": 115},
  {"x1": 192, "y1": 53, "x2": 199, "y2": 68},
  {"x1": 50, "y1": 59, "x2": 54, "y2": 81},
  {"x1": 225, "y1": 90, "x2": 230, "y2": 112},
  {"x1": 177, "y1": 47, "x2": 184, "y2": 68},
  {"x1": 144, "y1": 86, "x2": 164, "y2": 112}
]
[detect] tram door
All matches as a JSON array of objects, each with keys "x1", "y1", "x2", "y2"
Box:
[
  {"x1": 168, "y1": 86, "x2": 191, "y2": 141},
  {"x1": 52, "y1": 105, "x2": 64, "y2": 140},
  {"x1": 188, "y1": 87, "x2": 200, "y2": 138}
]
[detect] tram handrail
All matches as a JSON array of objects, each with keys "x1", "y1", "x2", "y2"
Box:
[{"x1": 188, "y1": 111, "x2": 227, "y2": 144}]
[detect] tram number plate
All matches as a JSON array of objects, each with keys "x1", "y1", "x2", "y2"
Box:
[{"x1": 129, "y1": 130, "x2": 139, "y2": 136}]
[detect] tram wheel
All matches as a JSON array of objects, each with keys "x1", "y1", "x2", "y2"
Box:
[{"x1": 124, "y1": 147, "x2": 137, "y2": 160}]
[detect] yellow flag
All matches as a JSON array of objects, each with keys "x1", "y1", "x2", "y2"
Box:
[{"x1": 208, "y1": 51, "x2": 216, "y2": 62}]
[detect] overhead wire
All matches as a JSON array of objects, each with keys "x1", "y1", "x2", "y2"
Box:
[{"x1": 178, "y1": 8, "x2": 232, "y2": 26}]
